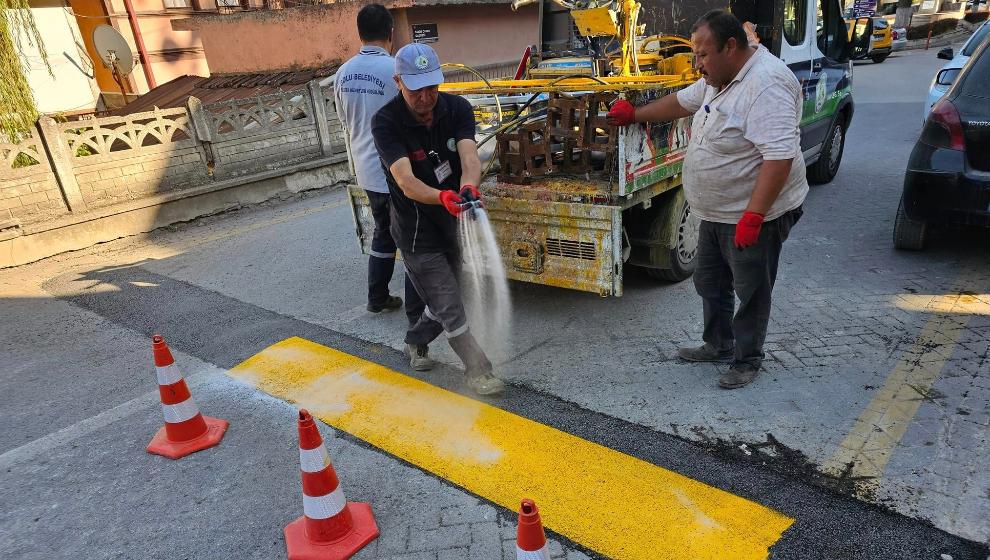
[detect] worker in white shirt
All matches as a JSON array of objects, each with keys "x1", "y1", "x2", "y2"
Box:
[
  {"x1": 608, "y1": 11, "x2": 807, "y2": 389},
  {"x1": 335, "y1": 4, "x2": 425, "y2": 326}
]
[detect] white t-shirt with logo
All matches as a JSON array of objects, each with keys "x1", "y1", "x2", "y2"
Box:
[
  {"x1": 334, "y1": 46, "x2": 399, "y2": 194},
  {"x1": 675, "y1": 46, "x2": 809, "y2": 224}
]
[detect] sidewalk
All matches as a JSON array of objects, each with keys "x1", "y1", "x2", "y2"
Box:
[
  {"x1": 902, "y1": 27, "x2": 972, "y2": 50},
  {"x1": 0, "y1": 269, "x2": 591, "y2": 560}
]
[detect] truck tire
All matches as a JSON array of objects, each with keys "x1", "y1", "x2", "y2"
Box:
[
  {"x1": 645, "y1": 191, "x2": 699, "y2": 282},
  {"x1": 893, "y1": 197, "x2": 928, "y2": 250},
  {"x1": 871, "y1": 53, "x2": 889, "y2": 63},
  {"x1": 807, "y1": 117, "x2": 846, "y2": 185}
]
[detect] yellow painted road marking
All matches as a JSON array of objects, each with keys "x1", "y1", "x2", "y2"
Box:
[
  {"x1": 893, "y1": 292, "x2": 990, "y2": 315},
  {"x1": 231, "y1": 337, "x2": 793, "y2": 559},
  {"x1": 823, "y1": 291, "x2": 989, "y2": 488}
]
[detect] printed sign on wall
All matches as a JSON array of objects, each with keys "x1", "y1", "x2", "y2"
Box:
[
  {"x1": 412, "y1": 23, "x2": 439, "y2": 44},
  {"x1": 852, "y1": 0, "x2": 876, "y2": 17}
]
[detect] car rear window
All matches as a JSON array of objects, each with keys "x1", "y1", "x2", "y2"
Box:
[
  {"x1": 962, "y1": 24, "x2": 990, "y2": 57},
  {"x1": 961, "y1": 43, "x2": 990, "y2": 98}
]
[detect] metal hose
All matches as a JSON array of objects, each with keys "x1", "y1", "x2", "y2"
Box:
[{"x1": 441, "y1": 63, "x2": 505, "y2": 176}]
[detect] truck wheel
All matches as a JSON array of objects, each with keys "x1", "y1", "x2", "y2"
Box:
[
  {"x1": 871, "y1": 53, "x2": 889, "y2": 63},
  {"x1": 807, "y1": 117, "x2": 846, "y2": 185},
  {"x1": 893, "y1": 197, "x2": 928, "y2": 250},
  {"x1": 646, "y1": 192, "x2": 699, "y2": 282}
]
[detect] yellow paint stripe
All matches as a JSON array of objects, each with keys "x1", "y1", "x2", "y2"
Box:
[
  {"x1": 231, "y1": 337, "x2": 793, "y2": 559},
  {"x1": 822, "y1": 290, "x2": 986, "y2": 487},
  {"x1": 894, "y1": 292, "x2": 990, "y2": 315}
]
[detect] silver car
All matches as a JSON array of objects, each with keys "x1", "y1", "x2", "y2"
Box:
[
  {"x1": 924, "y1": 20, "x2": 990, "y2": 120},
  {"x1": 891, "y1": 26, "x2": 908, "y2": 51}
]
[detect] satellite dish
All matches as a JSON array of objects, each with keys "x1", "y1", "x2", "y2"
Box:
[{"x1": 93, "y1": 25, "x2": 134, "y2": 76}]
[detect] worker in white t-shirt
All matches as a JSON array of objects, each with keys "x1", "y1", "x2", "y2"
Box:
[
  {"x1": 608, "y1": 10, "x2": 807, "y2": 389},
  {"x1": 335, "y1": 4, "x2": 425, "y2": 328}
]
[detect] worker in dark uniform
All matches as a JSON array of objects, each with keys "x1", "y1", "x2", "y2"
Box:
[{"x1": 372, "y1": 43, "x2": 506, "y2": 396}]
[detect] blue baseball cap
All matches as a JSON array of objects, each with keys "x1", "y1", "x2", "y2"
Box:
[{"x1": 395, "y1": 43, "x2": 444, "y2": 91}]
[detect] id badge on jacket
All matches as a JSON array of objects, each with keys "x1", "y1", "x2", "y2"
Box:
[{"x1": 434, "y1": 160, "x2": 452, "y2": 183}]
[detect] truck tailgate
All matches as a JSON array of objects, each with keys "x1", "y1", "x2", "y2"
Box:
[
  {"x1": 347, "y1": 186, "x2": 374, "y2": 255},
  {"x1": 486, "y1": 196, "x2": 622, "y2": 297},
  {"x1": 348, "y1": 185, "x2": 623, "y2": 297}
]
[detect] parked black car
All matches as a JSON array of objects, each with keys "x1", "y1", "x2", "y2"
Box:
[{"x1": 894, "y1": 35, "x2": 990, "y2": 250}]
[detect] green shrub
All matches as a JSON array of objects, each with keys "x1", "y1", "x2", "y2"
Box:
[
  {"x1": 964, "y1": 12, "x2": 989, "y2": 24},
  {"x1": 907, "y1": 18, "x2": 959, "y2": 40},
  {"x1": 75, "y1": 143, "x2": 95, "y2": 157},
  {"x1": 12, "y1": 152, "x2": 40, "y2": 168},
  {"x1": 62, "y1": 131, "x2": 96, "y2": 157}
]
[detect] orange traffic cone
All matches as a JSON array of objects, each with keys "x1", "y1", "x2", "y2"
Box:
[
  {"x1": 146, "y1": 334, "x2": 228, "y2": 459},
  {"x1": 284, "y1": 409, "x2": 379, "y2": 560},
  {"x1": 516, "y1": 499, "x2": 551, "y2": 560}
]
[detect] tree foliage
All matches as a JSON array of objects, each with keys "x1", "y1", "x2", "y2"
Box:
[{"x1": 1, "y1": 0, "x2": 51, "y2": 143}]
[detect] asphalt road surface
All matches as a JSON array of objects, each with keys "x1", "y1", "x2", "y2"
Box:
[{"x1": 1, "y1": 47, "x2": 987, "y2": 559}]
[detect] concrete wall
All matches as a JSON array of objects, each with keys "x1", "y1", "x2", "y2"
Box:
[
  {"x1": 176, "y1": 3, "x2": 368, "y2": 73},
  {"x1": 206, "y1": 88, "x2": 339, "y2": 177},
  {"x1": 22, "y1": 0, "x2": 101, "y2": 114},
  {"x1": 397, "y1": 4, "x2": 539, "y2": 67},
  {"x1": 0, "y1": 135, "x2": 63, "y2": 223},
  {"x1": 0, "y1": 82, "x2": 346, "y2": 227},
  {"x1": 0, "y1": 157, "x2": 351, "y2": 267},
  {"x1": 1, "y1": 81, "x2": 351, "y2": 266},
  {"x1": 65, "y1": 108, "x2": 210, "y2": 208},
  {"x1": 174, "y1": 2, "x2": 539, "y2": 74}
]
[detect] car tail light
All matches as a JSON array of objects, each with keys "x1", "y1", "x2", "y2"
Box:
[{"x1": 922, "y1": 99, "x2": 966, "y2": 151}]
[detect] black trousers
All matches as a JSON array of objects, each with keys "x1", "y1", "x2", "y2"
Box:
[
  {"x1": 366, "y1": 190, "x2": 424, "y2": 325},
  {"x1": 402, "y1": 249, "x2": 493, "y2": 373},
  {"x1": 693, "y1": 206, "x2": 802, "y2": 368}
]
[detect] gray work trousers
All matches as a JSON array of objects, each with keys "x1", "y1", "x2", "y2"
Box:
[
  {"x1": 694, "y1": 206, "x2": 802, "y2": 368},
  {"x1": 402, "y1": 250, "x2": 493, "y2": 373}
]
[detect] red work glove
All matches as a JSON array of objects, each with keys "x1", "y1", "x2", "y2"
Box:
[
  {"x1": 606, "y1": 99, "x2": 637, "y2": 127},
  {"x1": 438, "y1": 189, "x2": 464, "y2": 216},
  {"x1": 734, "y1": 211, "x2": 764, "y2": 249},
  {"x1": 459, "y1": 184, "x2": 482, "y2": 203}
]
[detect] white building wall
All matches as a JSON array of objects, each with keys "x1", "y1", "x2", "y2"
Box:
[{"x1": 20, "y1": 0, "x2": 101, "y2": 114}]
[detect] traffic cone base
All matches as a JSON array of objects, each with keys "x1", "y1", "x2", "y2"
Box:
[
  {"x1": 284, "y1": 502, "x2": 379, "y2": 560},
  {"x1": 147, "y1": 415, "x2": 229, "y2": 460},
  {"x1": 516, "y1": 546, "x2": 551, "y2": 560}
]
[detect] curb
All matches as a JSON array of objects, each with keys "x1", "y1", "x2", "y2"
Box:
[{"x1": 901, "y1": 28, "x2": 971, "y2": 51}]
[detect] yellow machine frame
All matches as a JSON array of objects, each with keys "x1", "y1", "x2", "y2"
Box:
[
  {"x1": 428, "y1": 0, "x2": 701, "y2": 296},
  {"x1": 440, "y1": 0, "x2": 698, "y2": 95}
]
